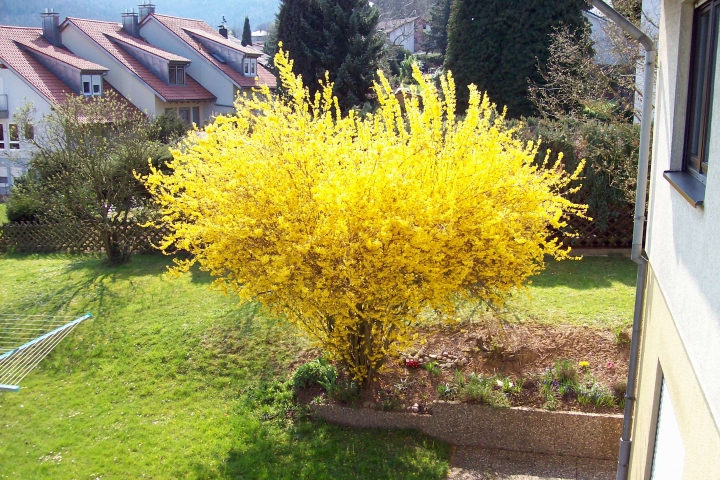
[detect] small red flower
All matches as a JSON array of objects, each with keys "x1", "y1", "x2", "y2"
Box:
[{"x1": 405, "y1": 358, "x2": 420, "y2": 369}]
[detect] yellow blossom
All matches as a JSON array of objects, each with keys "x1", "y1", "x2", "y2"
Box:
[{"x1": 142, "y1": 49, "x2": 586, "y2": 386}]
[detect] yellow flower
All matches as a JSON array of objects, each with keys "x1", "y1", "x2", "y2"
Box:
[{"x1": 142, "y1": 48, "x2": 587, "y2": 385}]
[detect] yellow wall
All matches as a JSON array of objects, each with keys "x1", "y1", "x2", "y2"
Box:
[{"x1": 629, "y1": 265, "x2": 720, "y2": 479}]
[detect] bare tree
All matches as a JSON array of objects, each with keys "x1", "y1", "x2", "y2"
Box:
[
  {"x1": 529, "y1": 2, "x2": 658, "y2": 123},
  {"x1": 15, "y1": 92, "x2": 167, "y2": 264}
]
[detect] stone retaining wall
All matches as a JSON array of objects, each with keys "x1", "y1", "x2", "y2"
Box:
[{"x1": 313, "y1": 401, "x2": 622, "y2": 460}]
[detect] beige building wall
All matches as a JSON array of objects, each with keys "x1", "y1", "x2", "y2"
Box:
[{"x1": 629, "y1": 266, "x2": 720, "y2": 479}]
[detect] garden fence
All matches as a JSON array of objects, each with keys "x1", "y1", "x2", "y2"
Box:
[
  {"x1": 0, "y1": 222, "x2": 171, "y2": 254},
  {"x1": 0, "y1": 205, "x2": 636, "y2": 254}
]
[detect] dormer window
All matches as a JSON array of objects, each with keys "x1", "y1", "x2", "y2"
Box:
[
  {"x1": 243, "y1": 58, "x2": 256, "y2": 77},
  {"x1": 82, "y1": 74, "x2": 103, "y2": 96},
  {"x1": 169, "y1": 65, "x2": 186, "y2": 85}
]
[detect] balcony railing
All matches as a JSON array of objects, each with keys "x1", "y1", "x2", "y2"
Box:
[{"x1": 0, "y1": 94, "x2": 8, "y2": 119}]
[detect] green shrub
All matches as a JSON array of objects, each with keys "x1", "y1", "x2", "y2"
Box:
[
  {"x1": 425, "y1": 361, "x2": 441, "y2": 376},
  {"x1": 578, "y1": 382, "x2": 615, "y2": 407},
  {"x1": 291, "y1": 357, "x2": 337, "y2": 390},
  {"x1": 438, "y1": 382, "x2": 457, "y2": 400},
  {"x1": 521, "y1": 117, "x2": 640, "y2": 231},
  {"x1": 5, "y1": 173, "x2": 43, "y2": 223},
  {"x1": 457, "y1": 373, "x2": 510, "y2": 407}
]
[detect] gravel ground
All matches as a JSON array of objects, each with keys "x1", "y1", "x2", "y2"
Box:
[{"x1": 448, "y1": 447, "x2": 616, "y2": 480}]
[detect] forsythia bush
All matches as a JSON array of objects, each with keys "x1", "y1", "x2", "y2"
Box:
[{"x1": 143, "y1": 49, "x2": 586, "y2": 386}]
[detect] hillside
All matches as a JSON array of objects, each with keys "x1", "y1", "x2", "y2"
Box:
[{"x1": 0, "y1": 0, "x2": 280, "y2": 31}]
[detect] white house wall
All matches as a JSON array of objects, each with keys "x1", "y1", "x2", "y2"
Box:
[
  {"x1": 61, "y1": 25, "x2": 159, "y2": 115},
  {"x1": 388, "y1": 23, "x2": 415, "y2": 53},
  {"x1": 645, "y1": 0, "x2": 720, "y2": 425},
  {"x1": 0, "y1": 68, "x2": 52, "y2": 194},
  {"x1": 140, "y1": 20, "x2": 236, "y2": 113}
]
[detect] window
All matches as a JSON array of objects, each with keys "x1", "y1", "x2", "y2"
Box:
[
  {"x1": 685, "y1": 0, "x2": 720, "y2": 178},
  {"x1": 23, "y1": 123, "x2": 34, "y2": 141},
  {"x1": 650, "y1": 377, "x2": 685, "y2": 479},
  {"x1": 169, "y1": 65, "x2": 186, "y2": 85},
  {"x1": 192, "y1": 106, "x2": 200, "y2": 125},
  {"x1": 0, "y1": 124, "x2": 4, "y2": 149},
  {"x1": 243, "y1": 58, "x2": 257, "y2": 77},
  {"x1": 9, "y1": 124, "x2": 19, "y2": 149},
  {"x1": 178, "y1": 107, "x2": 191, "y2": 124},
  {"x1": 82, "y1": 74, "x2": 103, "y2": 96}
]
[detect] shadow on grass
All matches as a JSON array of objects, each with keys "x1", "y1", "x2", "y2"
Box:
[
  {"x1": 211, "y1": 422, "x2": 451, "y2": 480},
  {"x1": 533, "y1": 256, "x2": 637, "y2": 290}
]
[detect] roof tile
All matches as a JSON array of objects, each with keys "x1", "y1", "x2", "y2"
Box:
[
  {"x1": 0, "y1": 25, "x2": 133, "y2": 109},
  {"x1": 149, "y1": 14, "x2": 277, "y2": 89},
  {"x1": 65, "y1": 18, "x2": 216, "y2": 102}
]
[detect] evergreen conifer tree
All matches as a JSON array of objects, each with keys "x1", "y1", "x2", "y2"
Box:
[
  {"x1": 276, "y1": 0, "x2": 385, "y2": 111},
  {"x1": 426, "y1": 0, "x2": 452, "y2": 55},
  {"x1": 444, "y1": 0, "x2": 589, "y2": 117},
  {"x1": 241, "y1": 16, "x2": 252, "y2": 46}
]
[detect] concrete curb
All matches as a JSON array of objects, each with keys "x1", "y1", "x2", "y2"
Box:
[{"x1": 312, "y1": 401, "x2": 622, "y2": 460}]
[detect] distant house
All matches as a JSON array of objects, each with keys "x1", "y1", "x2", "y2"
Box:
[
  {"x1": 378, "y1": 16, "x2": 428, "y2": 53},
  {"x1": 584, "y1": 9, "x2": 623, "y2": 65},
  {"x1": 622, "y1": 0, "x2": 720, "y2": 477},
  {"x1": 0, "y1": 16, "x2": 133, "y2": 196},
  {"x1": 251, "y1": 30, "x2": 267, "y2": 45},
  {"x1": 139, "y1": 8, "x2": 277, "y2": 115},
  {"x1": 61, "y1": 15, "x2": 217, "y2": 125},
  {"x1": 0, "y1": 4, "x2": 278, "y2": 195}
]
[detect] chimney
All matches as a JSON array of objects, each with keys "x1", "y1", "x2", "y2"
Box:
[
  {"x1": 122, "y1": 10, "x2": 140, "y2": 37},
  {"x1": 138, "y1": 2, "x2": 156, "y2": 22},
  {"x1": 41, "y1": 9, "x2": 62, "y2": 47},
  {"x1": 218, "y1": 24, "x2": 228, "y2": 39}
]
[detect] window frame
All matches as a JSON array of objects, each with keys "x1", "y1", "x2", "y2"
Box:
[
  {"x1": 169, "y1": 65, "x2": 186, "y2": 85},
  {"x1": 243, "y1": 58, "x2": 257, "y2": 77},
  {"x1": 8, "y1": 123, "x2": 20, "y2": 149},
  {"x1": 82, "y1": 74, "x2": 103, "y2": 97},
  {"x1": 178, "y1": 107, "x2": 191, "y2": 124},
  {"x1": 684, "y1": 0, "x2": 720, "y2": 179}
]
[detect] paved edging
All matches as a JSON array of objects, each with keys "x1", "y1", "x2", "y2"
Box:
[{"x1": 312, "y1": 401, "x2": 622, "y2": 460}]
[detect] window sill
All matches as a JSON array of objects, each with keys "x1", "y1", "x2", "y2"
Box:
[{"x1": 664, "y1": 171, "x2": 705, "y2": 207}]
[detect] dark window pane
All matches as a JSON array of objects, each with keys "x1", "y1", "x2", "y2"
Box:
[
  {"x1": 689, "y1": 10, "x2": 711, "y2": 159},
  {"x1": 192, "y1": 106, "x2": 200, "y2": 124},
  {"x1": 704, "y1": 10, "x2": 720, "y2": 172},
  {"x1": 0, "y1": 124, "x2": 4, "y2": 149},
  {"x1": 169, "y1": 66, "x2": 176, "y2": 85},
  {"x1": 83, "y1": 81, "x2": 91, "y2": 94},
  {"x1": 177, "y1": 68, "x2": 185, "y2": 84},
  {"x1": 178, "y1": 108, "x2": 190, "y2": 124},
  {"x1": 9, "y1": 124, "x2": 19, "y2": 149}
]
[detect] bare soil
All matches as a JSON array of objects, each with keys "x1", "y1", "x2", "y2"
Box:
[{"x1": 308, "y1": 323, "x2": 631, "y2": 414}]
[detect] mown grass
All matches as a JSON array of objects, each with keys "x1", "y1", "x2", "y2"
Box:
[
  {"x1": 503, "y1": 255, "x2": 636, "y2": 328},
  {"x1": 0, "y1": 254, "x2": 450, "y2": 479}
]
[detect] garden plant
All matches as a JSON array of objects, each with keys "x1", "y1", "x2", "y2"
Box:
[{"x1": 144, "y1": 49, "x2": 587, "y2": 387}]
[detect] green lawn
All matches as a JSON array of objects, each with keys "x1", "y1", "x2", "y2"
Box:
[
  {"x1": 504, "y1": 255, "x2": 637, "y2": 328},
  {"x1": 0, "y1": 254, "x2": 450, "y2": 479},
  {"x1": 0, "y1": 253, "x2": 635, "y2": 478}
]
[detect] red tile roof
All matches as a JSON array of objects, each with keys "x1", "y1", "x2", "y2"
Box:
[
  {"x1": 64, "y1": 18, "x2": 216, "y2": 103},
  {"x1": 147, "y1": 14, "x2": 277, "y2": 89},
  {"x1": 14, "y1": 38, "x2": 108, "y2": 72},
  {"x1": 0, "y1": 25, "x2": 129, "y2": 107},
  {"x1": 105, "y1": 31, "x2": 189, "y2": 63},
  {"x1": 183, "y1": 27, "x2": 259, "y2": 56}
]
